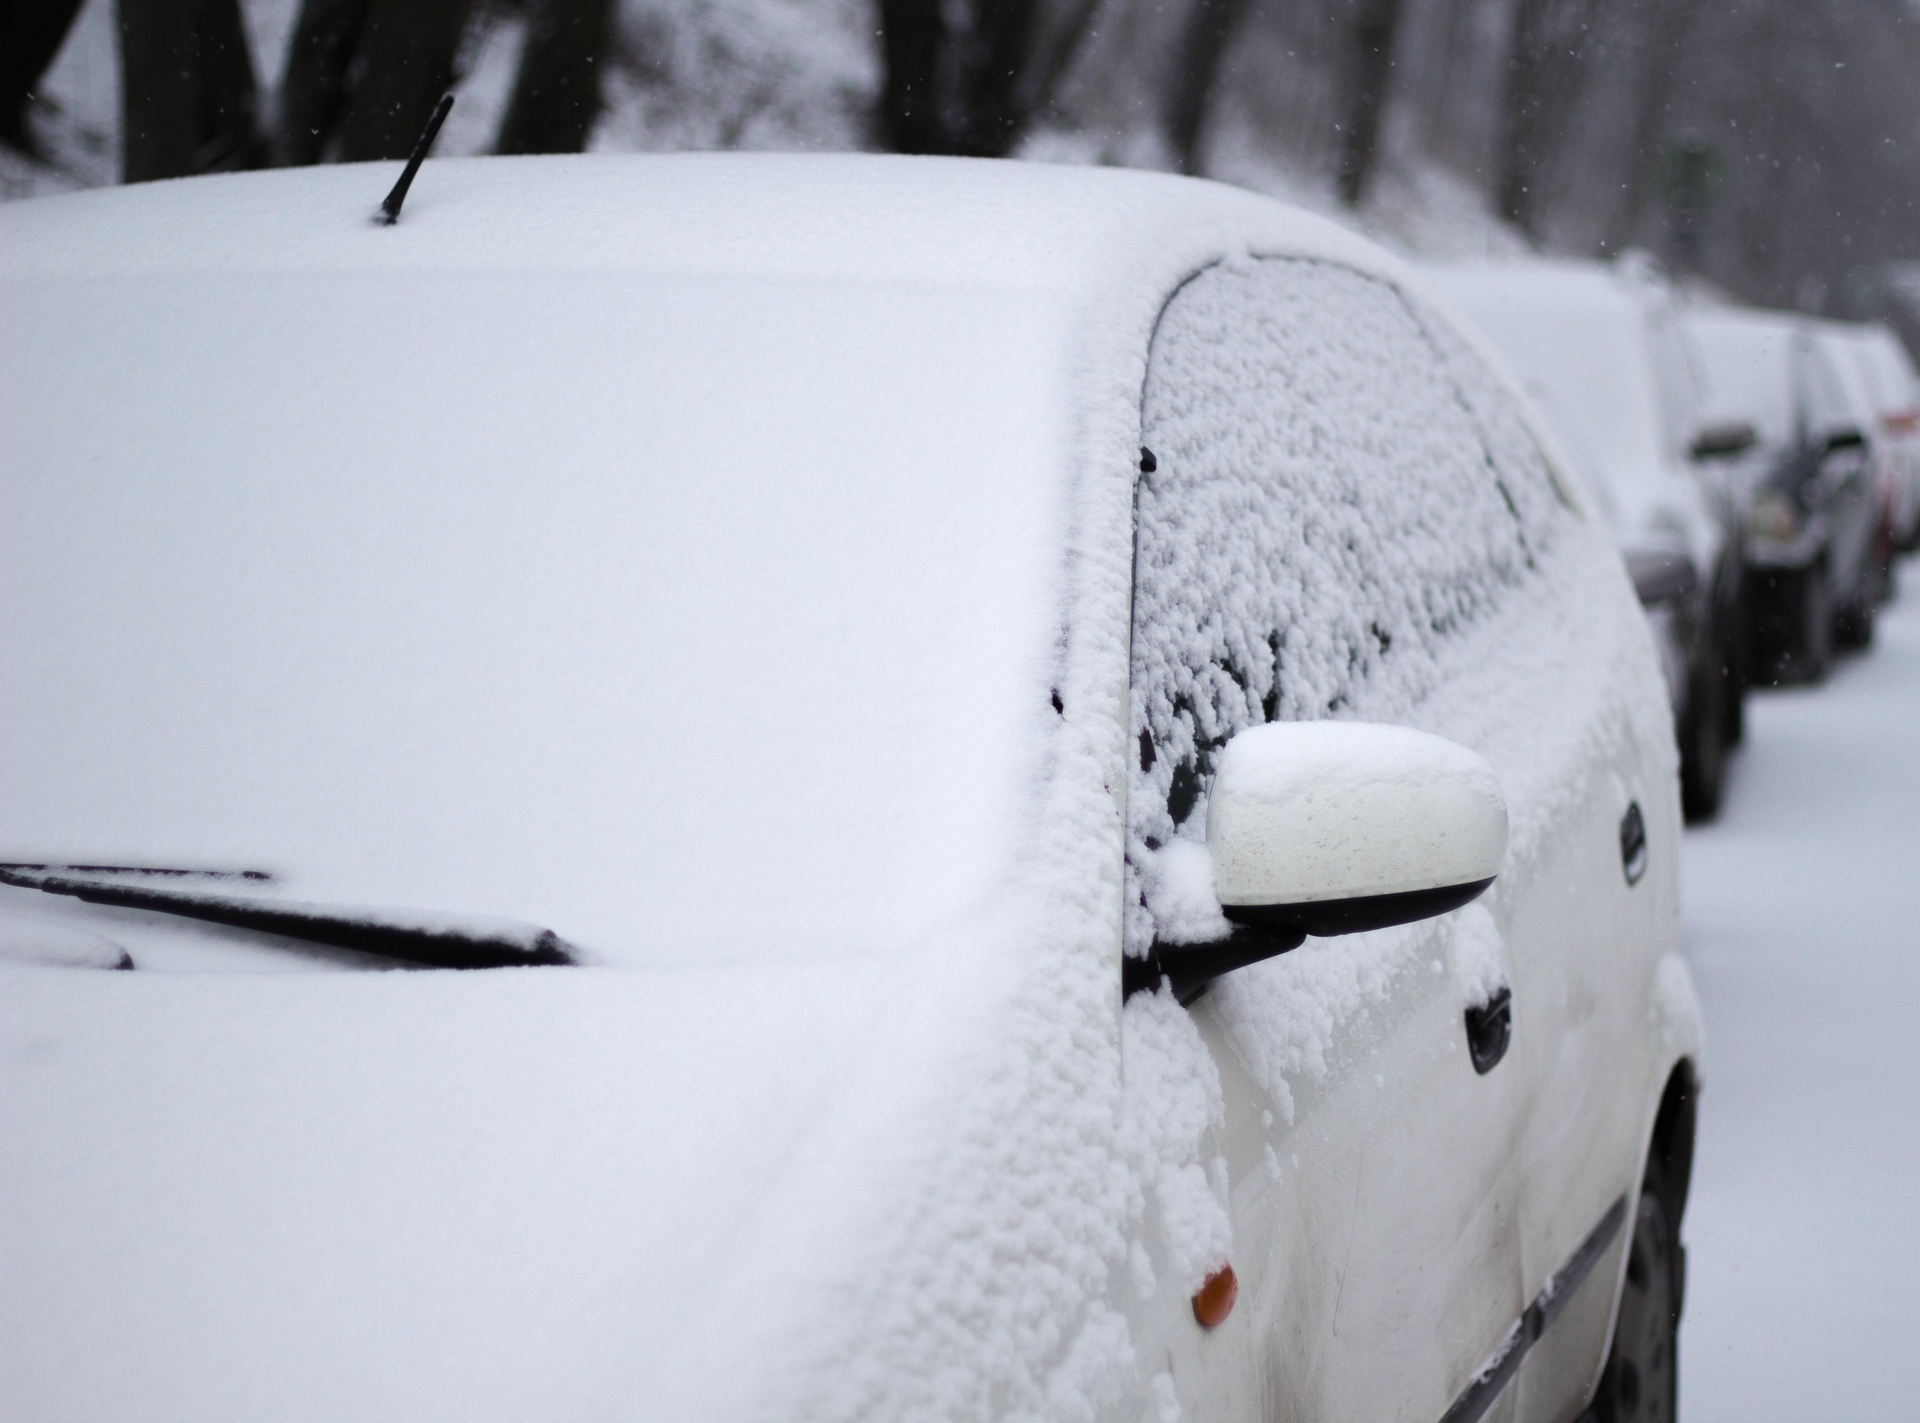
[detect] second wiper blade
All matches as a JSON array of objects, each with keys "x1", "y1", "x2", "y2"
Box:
[{"x1": 0, "y1": 865, "x2": 576, "y2": 970}]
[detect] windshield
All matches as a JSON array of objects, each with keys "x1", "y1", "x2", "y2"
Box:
[{"x1": 0, "y1": 268, "x2": 1075, "y2": 967}]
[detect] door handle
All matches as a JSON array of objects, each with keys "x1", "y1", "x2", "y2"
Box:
[{"x1": 1465, "y1": 987, "x2": 1512, "y2": 1074}]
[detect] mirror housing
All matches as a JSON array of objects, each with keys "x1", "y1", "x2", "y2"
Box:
[
  {"x1": 1125, "y1": 723, "x2": 1507, "y2": 1004},
  {"x1": 1689, "y1": 421, "x2": 1758, "y2": 460},
  {"x1": 1208, "y1": 721, "x2": 1507, "y2": 934}
]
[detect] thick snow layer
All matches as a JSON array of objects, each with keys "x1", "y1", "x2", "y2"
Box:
[
  {"x1": 0, "y1": 952, "x2": 983, "y2": 1420},
  {"x1": 0, "y1": 156, "x2": 1411, "y2": 982},
  {"x1": 1680, "y1": 581, "x2": 1920, "y2": 1421},
  {"x1": 1684, "y1": 305, "x2": 1802, "y2": 450},
  {"x1": 1423, "y1": 261, "x2": 1710, "y2": 564}
]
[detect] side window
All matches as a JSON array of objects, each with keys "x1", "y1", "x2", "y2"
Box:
[{"x1": 1126, "y1": 258, "x2": 1569, "y2": 952}]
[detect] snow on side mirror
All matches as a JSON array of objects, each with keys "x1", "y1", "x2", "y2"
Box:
[
  {"x1": 1208, "y1": 721, "x2": 1506, "y2": 937},
  {"x1": 1124, "y1": 722, "x2": 1507, "y2": 1005}
]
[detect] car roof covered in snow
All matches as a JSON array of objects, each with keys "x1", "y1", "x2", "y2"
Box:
[{"x1": 0, "y1": 150, "x2": 1399, "y2": 290}]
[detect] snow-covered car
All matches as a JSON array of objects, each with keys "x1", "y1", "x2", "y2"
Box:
[
  {"x1": 1813, "y1": 321, "x2": 1901, "y2": 621},
  {"x1": 1424, "y1": 257, "x2": 1746, "y2": 821},
  {"x1": 0, "y1": 156, "x2": 1702, "y2": 1423},
  {"x1": 1831, "y1": 320, "x2": 1920, "y2": 554},
  {"x1": 1686, "y1": 305, "x2": 1885, "y2": 679}
]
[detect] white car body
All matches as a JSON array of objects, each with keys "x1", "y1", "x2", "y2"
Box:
[{"x1": 0, "y1": 156, "x2": 1701, "y2": 1422}]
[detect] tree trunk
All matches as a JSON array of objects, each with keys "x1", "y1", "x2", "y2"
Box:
[
  {"x1": 334, "y1": 0, "x2": 471, "y2": 163},
  {"x1": 1164, "y1": 0, "x2": 1251, "y2": 177},
  {"x1": 876, "y1": 0, "x2": 1100, "y2": 158},
  {"x1": 277, "y1": 0, "x2": 372, "y2": 165},
  {"x1": 1604, "y1": 0, "x2": 1704, "y2": 253},
  {"x1": 0, "y1": 0, "x2": 86, "y2": 157},
  {"x1": 192, "y1": 0, "x2": 266, "y2": 170},
  {"x1": 496, "y1": 0, "x2": 614, "y2": 155},
  {"x1": 117, "y1": 0, "x2": 263, "y2": 182},
  {"x1": 877, "y1": 0, "x2": 948, "y2": 154},
  {"x1": 1496, "y1": 0, "x2": 1600, "y2": 236},
  {"x1": 1336, "y1": 0, "x2": 1405, "y2": 206},
  {"x1": 961, "y1": 0, "x2": 1043, "y2": 156}
]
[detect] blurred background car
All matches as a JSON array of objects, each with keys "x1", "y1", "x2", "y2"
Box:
[
  {"x1": 1832, "y1": 321, "x2": 1920, "y2": 556},
  {"x1": 1813, "y1": 321, "x2": 1901, "y2": 620},
  {"x1": 1685, "y1": 307, "x2": 1884, "y2": 682},
  {"x1": 1428, "y1": 257, "x2": 1746, "y2": 821}
]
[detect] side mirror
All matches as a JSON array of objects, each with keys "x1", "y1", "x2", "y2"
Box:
[
  {"x1": 1623, "y1": 548, "x2": 1700, "y2": 608},
  {"x1": 1125, "y1": 723, "x2": 1507, "y2": 1003},
  {"x1": 1689, "y1": 421, "x2": 1758, "y2": 460}
]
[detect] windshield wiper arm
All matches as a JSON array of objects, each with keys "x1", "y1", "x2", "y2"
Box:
[{"x1": 0, "y1": 864, "x2": 576, "y2": 970}]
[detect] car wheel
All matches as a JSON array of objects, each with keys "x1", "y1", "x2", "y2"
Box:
[
  {"x1": 1583, "y1": 1162, "x2": 1681, "y2": 1423},
  {"x1": 1678, "y1": 656, "x2": 1725, "y2": 823},
  {"x1": 1720, "y1": 623, "x2": 1746, "y2": 747},
  {"x1": 1796, "y1": 567, "x2": 1833, "y2": 684},
  {"x1": 1834, "y1": 593, "x2": 1875, "y2": 650}
]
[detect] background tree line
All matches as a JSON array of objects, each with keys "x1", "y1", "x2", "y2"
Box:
[{"x1": 5, "y1": 0, "x2": 1919, "y2": 320}]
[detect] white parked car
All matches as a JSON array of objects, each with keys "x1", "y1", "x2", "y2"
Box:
[
  {"x1": 0, "y1": 156, "x2": 1702, "y2": 1423},
  {"x1": 1424, "y1": 258, "x2": 1746, "y2": 822}
]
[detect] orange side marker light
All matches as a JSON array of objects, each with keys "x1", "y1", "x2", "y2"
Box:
[{"x1": 1192, "y1": 1264, "x2": 1237, "y2": 1328}]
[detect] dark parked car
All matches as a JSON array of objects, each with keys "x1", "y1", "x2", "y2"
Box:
[{"x1": 1687, "y1": 308, "x2": 1886, "y2": 681}]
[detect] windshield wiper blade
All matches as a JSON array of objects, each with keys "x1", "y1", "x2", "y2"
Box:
[
  {"x1": 0, "y1": 865, "x2": 575, "y2": 970},
  {"x1": 0, "y1": 862, "x2": 273, "y2": 882}
]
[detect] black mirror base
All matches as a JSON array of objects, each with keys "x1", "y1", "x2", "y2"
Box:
[
  {"x1": 1124, "y1": 924, "x2": 1306, "y2": 1005},
  {"x1": 1123, "y1": 877, "x2": 1498, "y2": 1006}
]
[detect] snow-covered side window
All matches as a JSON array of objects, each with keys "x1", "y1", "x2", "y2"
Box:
[{"x1": 1126, "y1": 258, "x2": 1570, "y2": 953}]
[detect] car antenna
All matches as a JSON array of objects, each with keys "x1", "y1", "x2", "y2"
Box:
[{"x1": 377, "y1": 94, "x2": 454, "y2": 227}]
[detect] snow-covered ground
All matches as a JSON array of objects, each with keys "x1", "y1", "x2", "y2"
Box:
[{"x1": 1681, "y1": 563, "x2": 1920, "y2": 1420}]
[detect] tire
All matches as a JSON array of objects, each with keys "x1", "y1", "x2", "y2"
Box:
[
  {"x1": 1795, "y1": 567, "x2": 1833, "y2": 685},
  {"x1": 1678, "y1": 656, "x2": 1725, "y2": 824},
  {"x1": 1720, "y1": 597, "x2": 1748, "y2": 746},
  {"x1": 1834, "y1": 593, "x2": 1875, "y2": 650},
  {"x1": 1585, "y1": 1162, "x2": 1682, "y2": 1423}
]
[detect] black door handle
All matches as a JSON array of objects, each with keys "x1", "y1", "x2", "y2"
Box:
[{"x1": 1466, "y1": 987, "x2": 1512, "y2": 1074}]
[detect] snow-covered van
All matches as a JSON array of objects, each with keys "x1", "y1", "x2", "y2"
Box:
[
  {"x1": 0, "y1": 155, "x2": 1701, "y2": 1422},
  {"x1": 1422, "y1": 258, "x2": 1746, "y2": 824}
]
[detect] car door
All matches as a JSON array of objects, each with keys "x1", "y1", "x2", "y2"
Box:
[{"x1": 1118, "y1": 256, "x2": 1607, "y2": 1422}]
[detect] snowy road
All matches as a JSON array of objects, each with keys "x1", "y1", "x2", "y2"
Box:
[{"x1": 1681, "y1": 569, "x2": 1920, "y2": 1421}]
